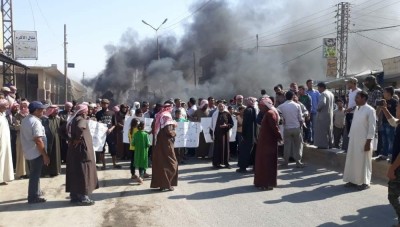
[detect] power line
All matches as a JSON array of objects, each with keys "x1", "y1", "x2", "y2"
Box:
[
  {"x1": 350, "y1": 36, "x2": 381, "y2": 67},
  {"x1": 281, "y1": 45, "x2": 322, "y2": 65},
  {"x1": 34, "y1": 0, "x2": 57, "y2": 37},
  {"x1": 355, "y1": 32, "x2": 400, "y2": 51},
  {"x1": 27, "y1": 0, "x2": 36, "y2": 30},
  {"x1": 160, "y1": 0, "x2": 213, "y2": 33},
  {"x1": 352, "y1": 0, "x2": 400, "y2": 20},
  {"x1": 259, "y1": 32, "x2": 335, "y2": 48},
  {"x1": 351, "y1": 24, "x2": 400, "y2": 33}
]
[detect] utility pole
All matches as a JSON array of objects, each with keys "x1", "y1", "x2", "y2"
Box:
[
  {"x1": 64, "y1": 24, "x2": 68, "y2": 102},
  {"x1": 256, "y1": 34, "x2": 259, "y2": 52},
  {"x1": 2, "y1": 0, "x2": 15, "y2": 86},
  {"x1": 336, "y1": 2, "x2": 350, "y2": 78},
  {"x1": 193, "y1": 51, "x2": 197, "y2": 87}
]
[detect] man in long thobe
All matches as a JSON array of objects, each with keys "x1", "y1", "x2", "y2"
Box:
[
  {"x1": 59, "y1": 102, "x2": 73, "y2": 163},
  {"x1": 0, "y1": 99, "x2": 14, "y2": 185},
  {"x1": 314, "y1": 82, "x2": 334, "y2": 149},
  {"x1": 193, "y1": 100, "x2": 210, "y2": 158},
  {"x1": 237, "y1": 97, "x2": 257, "y2": 173},
  {"x1": 42, "y1": 105, "x2": 61, "y2": 177},
  {"x1": 254, "y1": 97, "x2": 282, "y2": 190},
  {"x1": 211, "y1": 103, "x2": 234, "y2": 169},
  {"x1": 343, "y1": 91, "x2": 376, "y2": 190},
  {"x1": 6, "y1": 102, "x2": 20, "y2": 169}
]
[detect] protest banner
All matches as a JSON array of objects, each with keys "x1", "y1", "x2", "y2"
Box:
[
  {"x1": 200, "y1": 117, "x2": 213, "y2": 143},
  {"x1": 229, "y1": 117, "x2": 237, "y2": 142},
  {"x1": 88, "y1": 120, "x2": 108, "y2": 152},
  {"x1": 174, "y1": 122, "x2": 201, "y2": 148}
]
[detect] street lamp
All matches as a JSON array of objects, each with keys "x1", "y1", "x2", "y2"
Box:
[{"x1": 142, "y1": 18, "x2": 168, "y2": 60}]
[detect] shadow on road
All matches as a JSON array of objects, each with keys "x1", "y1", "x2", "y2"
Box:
[
  {"x1": 317, "y1": 204, "x2": 396, "y2": 227},
  {"x1": 265, "y1": 184, "x2": 356, "y2": 204},
  {"x1": 180, "y1": 171, "x2": 253, "y2": 184},
  {"x1": 0, "y1": 200, "x2": 72, "y2": 212},
  {"x1": 169, "y1": 185, "x2": 261, "y2": 200}
]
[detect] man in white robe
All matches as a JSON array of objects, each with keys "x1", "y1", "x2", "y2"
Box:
[
  {"x1": 343, "y1": 91, "x2": 376, "y2": 190},
  {"x1": 0, "y1": 99, "x2": 14, "y2": 185}
]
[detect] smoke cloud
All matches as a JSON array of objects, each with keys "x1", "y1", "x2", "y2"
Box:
[{"x1": 82, "y1": 0, "x2": 400, "y2": 104}]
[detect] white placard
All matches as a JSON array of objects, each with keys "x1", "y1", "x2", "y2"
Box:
[
  {"x1": 200, "y1": 117, "x2": 213, "y2": 143},
  {"x1": 14, "y1": 30, "x2": 38, "y2": 60},
  {"x1": 230, "y1": 117, "x2": 237, "y2": 142},
  {"x1": 88, "y1": 120, "x2": 108, "y2": 152},
  {"x1": 123, "y1": 116, "x2": 146, "y2": 143},
  {"x1": 174, "y1": 122, "x2": 201, "y2": 148}
]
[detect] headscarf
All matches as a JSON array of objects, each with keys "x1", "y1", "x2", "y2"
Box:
[
  {"x1": 45, "y1": 105, "x2": 59, "y2": 117},
  {"x1": 65, "y1": 102, "x2": 73, "y2": 108},
  {"x1": 259, "y1": 97, "x2": 280, "y2": 122},
  {"x1": 199, "y1": 99, "x2": 209, "y2": 109},
  {"x1": 20, "y1": 101, "x2": 30, "y2": 116},
  {"x1": 81, "y1": 102, "x2": 89, "y2": 106},
  {"x1": 89, "y1": 103, "x2": 96, "y2": 108},
  {"x1": 67, "y1": 104, "x2": 88, "y2": 137},
  {"x1": 246, "y1": 97, "x2": 257, "y2": 107},
  {"x1": 11, "y1": 102, "x2": 20, "y2": 109},
  {"x1": 235, "y1": 95, "x2": 244, "y2": 100},
  {"x1": 0, "y1": 99, "x2": 9, "y2": 108},
  {"x1": 112, "y1": 106, "x2": 120, "y2": 112},
  {"x1": 153, "y1": 103, "x2": 176, "y2": 138}
]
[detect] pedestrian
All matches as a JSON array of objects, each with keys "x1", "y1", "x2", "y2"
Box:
[
  {"x1": 187, "y1": 97, "x2": 197, "y2": 120},
  {"x1": 333, "y1": 100, "x2": 346, "y2": 149},
  {"x1": 6, "y1": 102, "x2": 20, "y2": 169},
  {"x1": 380, "y1": 99, "x2": 400, "y2": 226},
  {"x1": 314, "y1": 82, "x2": 334, "y2": 149},
  {"x1": 115, "y1": 104, "x2": 130, "y2": 160},
  {"x1": 0, "y1": 99, "x2": 14, "y2": 185},
  {"x1": 254, "y1": 97, "x2": 282, "y2": 191},
  {"x1": 59, "y1": 102, "x2": 73, "y2": 164},
  {"x1": 95, "y1": 99, "x2": 121, "y2": 170},
  {"x1": 15, "y1": 101, "x2": 30, "y2": 179},
  {"x1": 41, "y1": 105, "x2": 61, "y2": 177},
  {"x1": 150, "y1": 101, "x2": 178, "y2": 192},
  {"x1": 377, "y1": 86, "x2": 398, "y2": 161},
  {"x1": 237, "y1": 97, "x2": 258, "y2": 173},
  {"x1": 174, "y1": 109, "x2": 188, "y2": 164},
  {"x1": 343, "y1": 91, "x2": 376, "y2": 191},
  {"x1": 274, "y1": 84, "x2": 286, "y2": 107},
  {"x1": 66, "y1": 104, "x2": 99, "y2": 205},
  {"x1": 192, "y1": 99, "x2": 210, "y2": 158},
  {"x1": 306, "y1": 79, "x2": 320, "y2": 144},
  {"x1": 133, "y1": 121, "x2": 151, "y2": 185},
  {"x1": 298, "y1": 85, "x2": 312, "y2": 143},
  {"x1": 128, "y1": 118, "x2": 139, "y2": 180},
  {"x1": 211, "y1": 102, "x2": 234, "y2": 169},
  {"x1": 277, "y1": 91, "x2": 305, "y2": 168},
  {"x1": 20, "y1": 101, "x2": 50, "y2": 203}
]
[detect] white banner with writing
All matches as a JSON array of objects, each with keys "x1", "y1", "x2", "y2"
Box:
[{"x1": 88, "y1": 120, "x2": 108, "y2": 152}]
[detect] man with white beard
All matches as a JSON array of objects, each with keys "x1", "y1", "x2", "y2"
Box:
[{"x1": 343, "y1": 91, "x2": 376, "y2": 191}]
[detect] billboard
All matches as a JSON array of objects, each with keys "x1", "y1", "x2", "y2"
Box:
[
  {"x1": 326, "y1": 57, "x2": 337, "y2": 78},
  {"x1": 323, "y1": 38, "x2": 336, "y2": 58},
  {"x1": 14, "y1": 31, "x2": 38, "y2": 60}
]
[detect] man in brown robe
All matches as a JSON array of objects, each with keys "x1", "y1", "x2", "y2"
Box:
[
  {"x1": 211, "y1": 103, "x2": 234, "y2": 169},
  {"x1": 150, "y1": 101, "x2": 178, "y2": 191},
  {"x1": 66, "y1": 104, "x2": 99, "y2": 205},
  {"x1": 254, "y1": 97, "x2": 282, "y2": 191},
  {"x1": 41, "y1": 105, "x2": 61, "y2": 176},
  {"x1": 192, "y1": 99, "x2": 210, "y2": 158},
  {"x1": 115, "y1": 104, "x2": 130, "y2": 160},
  {"x1": 59, "y1": 102, "x2": 73, "y2": 164}
]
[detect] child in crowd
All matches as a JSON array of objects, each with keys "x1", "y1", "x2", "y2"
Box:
[
  {"x1": 333, "y1": 99, "x2": 346, "y2": 149},
  {"x1": 174, "y1": 109, "x2": 187, "y2": 164},
  {"x1": 133, "y1": 121, "x2": 151, "y2": 184},
  {"x1": 128, "y1": 118, "x2": 139, "y2": 180}
]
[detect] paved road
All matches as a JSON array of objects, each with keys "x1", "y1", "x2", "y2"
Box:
[{"x1": 0, "y1": 156, "x2": 397, "y2": 227}]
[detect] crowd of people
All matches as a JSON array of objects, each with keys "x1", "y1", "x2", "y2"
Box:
[{"x1": 0, "y1": 77, "x2": 400, "y2": 225}]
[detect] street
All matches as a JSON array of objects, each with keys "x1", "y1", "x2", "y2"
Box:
[{"x1": 0, "y1": 156, "x2": 396, "y2": 227}]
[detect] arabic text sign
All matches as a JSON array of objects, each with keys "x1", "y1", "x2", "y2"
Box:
[
  {"x1": 88, "y1": 120, "x2": 108, "y2": 152},
  {"x1": 174, "y1": 122, "x2": 201, "y2": 148},
  {"x1": 200, "y1": 118, "x2": 213, "y2": 143},
  {"x1": 14, "y1": 31, "x2": 38, "y2": 60}
]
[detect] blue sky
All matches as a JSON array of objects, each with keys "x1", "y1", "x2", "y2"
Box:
[{"x1": 13, "y1": 0, "x2": 196, "y2": 81}]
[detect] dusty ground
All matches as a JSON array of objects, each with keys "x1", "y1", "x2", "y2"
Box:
[{"x1": 0, "y1": 155, "x2": 397, "y2": 227}]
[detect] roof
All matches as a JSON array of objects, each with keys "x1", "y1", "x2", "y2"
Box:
[{"x1": 0, "y1": 52, "x2": 29, "y2": 69}]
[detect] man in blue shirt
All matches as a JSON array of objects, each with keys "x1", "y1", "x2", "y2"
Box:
[{"x1": 306, "y1": 79, "x2": 320, "y2": 144}]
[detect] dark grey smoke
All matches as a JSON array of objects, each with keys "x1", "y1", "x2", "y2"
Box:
[{"x1": 82, "y1": 0, "x2": 399, "y2": 104}]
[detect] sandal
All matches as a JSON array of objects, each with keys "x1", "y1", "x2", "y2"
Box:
[
  {"x1": 0, "y1": 182, "x2": 8, "y2": 185},
  {"x1": 137, "y1": 177, "x2": 144, "y2": 185},
  {"x1": 143, "y1": 173, "x2": 151, "y2": 178},
  {"x1": 113, "y1": 165, "x2": 122, "y2": 169},
  {"x1": 28, "y1": 197, "x2": 47, "y2": 204},
  {"x1": 77, "y1": 199, "x2": 95, "y2": 206},
  {"x1": 169, "y1": 187, "x2": 175, "y2": 191}
]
